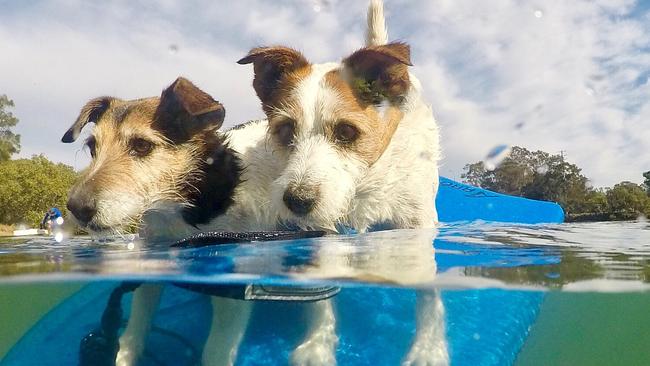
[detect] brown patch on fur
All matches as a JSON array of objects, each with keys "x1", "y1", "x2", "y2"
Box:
[
  {"x1": 324, "y1": 70, "x2": 403, "y2": 165},
  {"x1": 237, "y1": 46, "x2": 312, "y2": 113},
  {"x1": 343, "y1": 42, "x2": 412, "y2": 104}
]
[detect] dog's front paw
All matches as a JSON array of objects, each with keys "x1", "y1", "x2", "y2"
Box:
[
  {"x1": 402, "y1": 339, "x2": 449, "y2": 366},
  {"x1": 115, "y1": 335, "x2": 144, "y2": 366},
  {"x1": 290, "y1": 338, "x2": 338, "y2": 366}
]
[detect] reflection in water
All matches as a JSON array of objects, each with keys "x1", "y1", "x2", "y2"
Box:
[
  {"x1": 439, "y1": 221, "x2": 650, "y2": 287},
  {"x1": 1, "y1": 222, "x2": 650, "y2": 288},
  {"x1": 296, "y1": 229, "x2": 439, "y2": 285}
]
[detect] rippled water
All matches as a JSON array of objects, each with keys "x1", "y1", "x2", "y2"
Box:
[
  {"x1": 1, "y1": 222, "x2": 649, "y2": 289},
  {"x1": 0, "y1": 222, "x2": 649, "y2": 365}
]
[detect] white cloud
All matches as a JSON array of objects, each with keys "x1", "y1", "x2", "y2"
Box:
[
  {"x1": 395, "y1": 0, "x2": 650, "y2": 186},
  {"x1": 0, "y1": 0, "x2": 648, "y2": 187}
]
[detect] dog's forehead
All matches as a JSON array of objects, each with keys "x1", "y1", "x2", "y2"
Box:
[
  {"x1": 286, "y1": 63, "x2": 356, "y2": 124},
  {"x1": 110, "y1": 97, "x2": 158, "y2": 125},
  {"x1": 93, "y1": 97, "x2": 160, "y2": 139},
  {"x1": 288, "y1": 63, "x2": 378, "y2": 125}
]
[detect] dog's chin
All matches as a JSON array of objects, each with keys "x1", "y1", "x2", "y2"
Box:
[
  {"x1": 84, "y1": 221, "x2": 133, "y2": 238},
  {"x1": 278, "y1": 210, "x2": 344, "y2": 234},
  {"x1": 281, "y1": 220, "x2": 338, "y2": 234},
  {"x1": 86, "y1": 222, "x2": 111, "y2": 233},
  {"x1": 70, "y1": 212, "x2": 139, "y2": 238}
]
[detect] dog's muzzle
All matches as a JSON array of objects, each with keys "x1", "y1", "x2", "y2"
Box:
[
  {"x1": 67, "y1": 187, "x2": 98, "y2": 227},
  {"x1": 283, "y1": 185, "x2": 320, "y2": 216}
]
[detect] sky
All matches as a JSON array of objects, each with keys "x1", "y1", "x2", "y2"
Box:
[{"x1": 0, "y1": 0, "x2": 649, "y2": 187}]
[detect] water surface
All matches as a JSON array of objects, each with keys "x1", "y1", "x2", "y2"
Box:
[{"x1": 1, "y1": 222, "x2": 649, "y2": 365}]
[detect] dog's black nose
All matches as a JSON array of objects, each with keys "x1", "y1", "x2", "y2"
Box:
[
  {"x1": 67, "y1": 191, "x2": 97, "y2": 226},
  {"x1": 283, "y1": 186, "x2": 318, "y2": 216}
]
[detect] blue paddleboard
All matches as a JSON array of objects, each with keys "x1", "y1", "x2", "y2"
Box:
[{"x1": 436, "y1": 177, "x2": 564, "y2": 224}]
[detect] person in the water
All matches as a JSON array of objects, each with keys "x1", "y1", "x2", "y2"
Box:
[{"x1": 40, "y1": 207, "x2": 63, "y2": 231}]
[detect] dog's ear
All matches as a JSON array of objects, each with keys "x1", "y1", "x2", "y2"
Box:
[
  {"x1": 237, "y1": 47, "x2": 310, "y2": 105},
  {"x1": 154, "y1": 77, "x2": 225, "y2": 143},
  {"x1": 62, "y1": 97, "x2": 114, "y2": 143},
  {"x1": 343, "y1": 42, "x2": 412, "y2": 104}
]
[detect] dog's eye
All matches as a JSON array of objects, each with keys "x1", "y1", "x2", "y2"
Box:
[
  {"x1": 274, "y1": 120, "x2": 296, "y2": 146},
  {"x1": 129, "y1": 138, "x2": 154, "y2": 157},
  {"x1": 85, "y1": 137, "x2": 97, "y2": 158},
  {"x1": 334, "y1": 123, "x2": 359, "y2": 144}
]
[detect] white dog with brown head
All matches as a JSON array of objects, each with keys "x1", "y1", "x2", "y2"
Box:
[
  {"x1": 238, "y1": 0, "x2": 447, "y2": 364},
  {"x1": 238, "y1": 10, "x2": 438, "y2": 235}
]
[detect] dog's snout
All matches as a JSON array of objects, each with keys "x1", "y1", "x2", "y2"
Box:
[
  {"x1": 283, "y1": 186, "x2": 319, "y2": 216},
  {"x1": 67, "y1": 190, "x2": 97, "y2": 226}
]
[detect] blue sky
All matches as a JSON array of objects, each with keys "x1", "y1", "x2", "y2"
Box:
[{"x1": 1, "y1": 0, "x2": 649, "y2": 187}]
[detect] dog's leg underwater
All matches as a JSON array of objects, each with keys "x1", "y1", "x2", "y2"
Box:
[
  {"x1": 116, "y1": 284, "x2": 163, "y2": 366},
  {"x1": 202, "y1": 297, "x2": 254, "y2": 366},
  {"x1": 403, "y1": 290, "x2": 449, "y2": 366},
  {"x1": 290, "y1": 299, "x2": 338, "y2": 366}
]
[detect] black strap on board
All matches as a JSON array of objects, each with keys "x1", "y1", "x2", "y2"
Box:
[{"x1": 172, "y1": 230, "x2": 326, "y2": 248}]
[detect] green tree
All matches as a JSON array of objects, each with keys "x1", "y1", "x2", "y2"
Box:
[
  {"x1": 605, "y1": 182, "x2": 650, "y2": 219},
  {"x1": 461, "y1": 146, "x2": 591, "y2": 215},
  {"x1": 0, "y1": 95, "x2": 21, "y2": 161},
  {"x1": 644, "y1": 171, "x2": 650, "y2": 195},
  {"x1": 461, "y1": 147, "x2": 542, "y2": 195},
  {"x1": 461, "y1": 161, "x2": 488, "y2": 187},
  {"x1": 0, "y1": 155, "x2": 78, "y2": 227},
  {"x1": 522, "y1": 158, "x2": 590, "y2": 215},
  {"x1": 581, "y1": 189, "x2": 608, "y2": 215}
]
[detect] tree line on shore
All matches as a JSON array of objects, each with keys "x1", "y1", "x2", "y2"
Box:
[
  {"x1": 1, "y1": 95, "x2": 77, "y2": 229},
  {"x1": 462, "y1": 146, "x2": 650, "y2": 221}
]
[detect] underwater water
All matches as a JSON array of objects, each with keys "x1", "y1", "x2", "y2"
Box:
[{"x1": 0, "y1": 222, "x2": 649, "y2": 365}]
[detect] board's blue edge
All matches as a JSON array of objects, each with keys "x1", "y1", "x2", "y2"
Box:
[{"x1": 436, "y1": 177, "x2": 565, "y2": 224}]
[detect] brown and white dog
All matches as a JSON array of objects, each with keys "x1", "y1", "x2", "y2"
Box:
[
  {"x1": 62, "y1": 78, "x2": 280, "y2": 366},
  {"x1": 63, "y1": 79, "x2": 278, "y2": 237},
  {"x1": 237, "y1": 0, "x2": 448, "y2": 364}
]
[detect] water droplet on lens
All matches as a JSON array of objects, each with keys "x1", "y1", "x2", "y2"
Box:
[
  {"x1": 169, "y1": 44, "x2": 179, "y2": 54},
  {"x1": 206, "y1": 157, "x2": 214, "y2": 165},
  {"x1": 312, "y1": 0, "x2": 332, "y2": 13},
  {"x1": 484, "y1": 144, "x2": 511, "y2": 171},
  {"x1": 534, "y1": 10, "x2": 543, "y2": 18},
  {"x1": 473, "y1": 333, "x2": 481, "y2": 340},
  {"x1": 54, "y1": 232, "x2": 63, "y2": 243}
]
